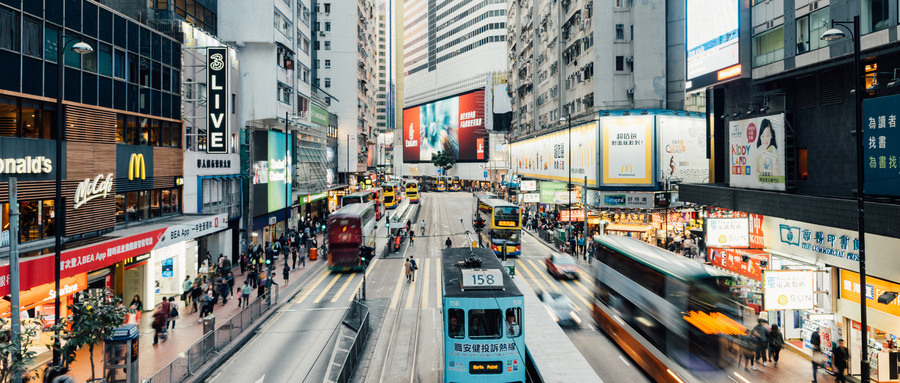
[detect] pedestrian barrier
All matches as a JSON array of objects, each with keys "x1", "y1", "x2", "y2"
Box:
[
  {"x1": 142, "y1": 285, "x2": 280, "y2": 383},
  {"x1": 330, "y1": 299, "x2": 370, "y2": 383}
]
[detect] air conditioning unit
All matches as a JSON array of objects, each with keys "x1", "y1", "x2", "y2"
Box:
[
  {"x1": 319, "y1": 31, "x2": 326, "y2": 36},
  {"x1": 626, "y1": 88, "x2": 634, "y2": 94},
  {"x1": 625, "y1": 56, "x2": 633, "y2": 63}
]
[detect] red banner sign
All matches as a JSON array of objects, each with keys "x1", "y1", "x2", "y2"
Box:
[{"x1": 708, "y1": 248, "x2": 768, "y2": 281}]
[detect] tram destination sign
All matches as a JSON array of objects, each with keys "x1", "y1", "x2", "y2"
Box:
[{"x1": 460, "y1": 269, "x2": 504, "y2": 290}]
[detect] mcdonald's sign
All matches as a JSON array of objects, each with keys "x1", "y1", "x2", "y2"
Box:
[
  {"x1": 129, "y1": 153, "x2": 146, "y2": 180},
  {"x1": 621, "y1": 163, "x2": 634, "y2": 175}
]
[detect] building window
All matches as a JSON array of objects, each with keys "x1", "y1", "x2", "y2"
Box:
[
  {"x1": 325, "y1": 59, "x2": 331, "y2": 68},
  {"x1": 324, "y1": 3, "x2": 331, "y2": 13},
  {"x1": 0, "y1": 96, "x2": 56, "y2": 139},
  {"x1": 324, "y1": 41, "x2": 331, "y2": 50},
  {"x1": 297, "y1": 95, "x2": 309, "y2": 117},
  {"x1": 116, "y1": 188, "x2": 180, "y2": 223},
  {"x1": 300, "y1": 65, "x2": 310, "y2": 83},
  {"x1": 325, "y1": 22, "x2": 331, "y2": 31},
  {"x1": 798, "y1": 148, "x2": 808, "y2": 180},
  {"x1": 615, "y1": 24, "x2": 624, "y2": 40},
  {"x1": 278, "y1": 82, "x2": 292, "y2": 104},
  {"x1": 752, "y1": 26, "x2": 784, "y2": 67},
  {"x1": 0, "y1": 7, "x2": 19, "y2": 52},
  {"x1": 324, "y1": 78, "x2": 331, "y2": 88},
  {"x1": 861, "y1": 0, "x2": 889, "y2": 34},
  {"x1": 796, "y1": 7, "x2": 830, "y2": 54},
  {"x1": 22, "y1": 16, "x2": 42, "y2": 58},
  {"x1": 615, "y1": 56, "x2": 624, "y2": 71},
  {"x1": 1, "y1": 199, "x2": 56, "y2": 243},
  {"x1": 314, "y1": 40, "x2": 320, "y2": 50},
  {"x1": 274, "y1": 9, "x2": 293, "y2": 40},
  {"x1": 115, "y1": 113, "x2": 180, "y2": 147},
  {"x1": 300, "y1": 35, "x2": 310, "y2": 53}
]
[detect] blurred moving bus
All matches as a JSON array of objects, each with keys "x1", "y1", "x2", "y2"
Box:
[{"x1": 326, "y1": 202, "x2": 376, "y2": 272}]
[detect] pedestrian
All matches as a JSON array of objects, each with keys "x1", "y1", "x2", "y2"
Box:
[
  {"x1": 300, "y1": 250, "x2": 306, "y2": 269},
  {"x1": 833, "y1": 338, "x2": 849, "y2": 383},
  {"x1": 248, "y1": 266, "x2": 258, "y2": 289},
  {"x1": 239, "y1": 251, "x2": 248, "y2": 274},
  {"x1": 218, "y1": 278, "x2": 229, "y2": 305},
  {"x1": 751, "y1": 318, "x2": 769, "y2": 366},
  {"x1": 409, "y1": 256, "x2": 417, "y2": 282},
  {"x1": 445, "y1": 237, "x2": 452, "y2": 249},
  {"x1": 810, "y1": 328, "x2": 821, "y2": 382},
  {"x1": 420, "y1": 219, "x2": 426, "y2": 235},
  {"x1": 283, "y1": 263, "x2": 290, "y2": 284},
  {"x1": 241, "y1": 280, "x2": 251, "y2": 308},
  {"x1": 129, "y1": 294, "x2": 144, "y2": 312},
  {"x1": 292, "y1": 248, "x2": 298, "y2": 269},
  {"x1": 151, "y1": 306, "x2": 167, "y2": 345},
  {"x1": 189, "y1": 282, "x2": 202, "y2": 314},
  {"x1": 167, "y1": 296, "x2": 178, "y2": 330},
  {"x1": 739, "y1": 330, "x2": 757, "y2": 372},
  {"x1": 257, "y1": 274, "x2": 267, "y2": 298},
  {"x1": 404, "y1": 257, "x2": 413, "y2": 283},
  {"x1": 768, "y1": 324, "x2": 784, "y2": 367},
  {"x1": 226, "y1": 272, "x2": 236, "y2": 296},
  {"x1": 197, "y1": 288, "x2": 210, "y2": 319},
  {"x1": 587, "y1": 244, "x2": 594, "y2": 265},
  {"x1": 182, "y1": 276, "x2": 192, "y2": 302},
  {"x1": 409, "y1": 230, "x2": 415, "y2": 246}
]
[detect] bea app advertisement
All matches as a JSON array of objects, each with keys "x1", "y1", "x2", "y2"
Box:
[{"x1": 403, "y1": 89, "x2": 488, "y2": 162}]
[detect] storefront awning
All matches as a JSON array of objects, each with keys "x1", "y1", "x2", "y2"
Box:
[{"x1": 606, "y1": 224, "x2": 652, "y2": 232}]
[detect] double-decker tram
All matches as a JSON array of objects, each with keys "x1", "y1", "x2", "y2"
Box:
[
  {"x1": 326, "y1": 202, "x2": 376, "y2": 272},
  {"x1": 436, "y1": 176, "x2": 448, "y2": 192},
  {"x1": 473, "y1": 197, "x2": 522, "y2": 256},
  {"x1": 591, "y1": 235, "x2": 746, "y2": 383},
  {"x1": 450, "y1": 176, "x2": 461, "y2": 191},
  {"x1": 404, "y1": 179, "x2": 420, "y2": 203},
  {"x1": 342, "y1": 188, "x2": 385, "y2": 220},
  {"x1": 442, "y1": 247, "x2": 525, "y2": 383},
  {"x1": 383, "y1": 182, "x2": 402, "y2": 209}
]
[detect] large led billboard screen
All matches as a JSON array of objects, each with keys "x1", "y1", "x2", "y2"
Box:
[
  {"x1": 403, "y1": 89, "x2": 488, "y2": 162},
  {"x1": 252, "y1": 130, "x2": 292, "y2": 215},
  {"x1": 686, "y1": 0, "x2": 740, "y2": 91}
]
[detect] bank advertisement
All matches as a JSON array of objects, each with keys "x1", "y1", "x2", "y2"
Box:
[
  {"x1": 763, "y1": 270, "x2": 815, "y2": 311},
  {"x1": 267, "y1": 131, "x2": 291, "y2": 212},
  {"x1": 861, "y1": 94, "x2": 900, "y2": 196},
  {"x1": 601, "y1": 117, "x2": 654, "y2": 186},
  {"x1": 510, "y1": 123, "x2": 599, "y2": 187},
  {"x1": 657, "y1": 116, "x2": 709, "y2": 184},
  {"x1": 729, "y1": 113, "x2": 786, "y2": 191},
  {"x1": 402, "y1": 89, "x2": 488, "y2": 162}
]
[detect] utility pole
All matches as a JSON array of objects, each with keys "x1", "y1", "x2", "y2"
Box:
[{"x1": 9, "y1": 179, "x2": 22, "y2": 383}]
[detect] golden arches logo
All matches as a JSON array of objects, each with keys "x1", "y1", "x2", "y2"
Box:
[
  {"x1": 129, "y1": 153, "x2": 146, "y2": 180},
  {"x1": 621, "y1": 163, "x2": 633, "y2": 174}
]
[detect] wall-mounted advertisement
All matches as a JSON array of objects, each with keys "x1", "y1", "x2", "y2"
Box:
[
  {"x1": 657, "y1": 116, "x2": 708, "y2": 184},
  {"x1": 539, "y1": 182, "x2": 566, "y2": 204},
  {"x1": 862, "y1": 94, "x2": 900, "y2": 196},
  {"x1": 267, "y1": 131, "x2": 292, "y2": 212},
  {"x1": 510, "y1": 123, "x2": 599, "y2": 187},
  {"x1": 763, "y1": 270, "x2": 815, "y2": 311},
  {"x1": 402, "y1": 89, "x2": 488, "y2": 162},
  {"x1": 601, "y1": 117, "x2": 653, "y2": 186},
  {"x1": 706, "y1": 217, "x2": 750, "y2": 248},
  {"x1": 591, "y1": 192, "x2": 655, "y2": 209},
  {"x1": 686, "y1": 0, "x2": 740, "y2": 91},
  {"x1": 520, "y1": 180, "x2": 537, "y2": 191},
  {"x1": 729, "y1": 113, "x2": 786, "y2": 191}
]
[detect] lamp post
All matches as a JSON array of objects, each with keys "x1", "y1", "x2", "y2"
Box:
[
  {"x1": 53, "y1": 35, "x2": 92, "y2": 369},
  {"x1": 559, "y1": 114, "x2": 572, "y2": 226},
  {"x1": 821, "y1": 16, "x2": 870, "y2": 382}
]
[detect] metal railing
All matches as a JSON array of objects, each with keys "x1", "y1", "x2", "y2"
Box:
[
  {"x1": 143, "y1": 285, "x2": 280, "y2": 383},
  {"x1": 333, "y1": 300, "x2": 370, "y2": 383}
]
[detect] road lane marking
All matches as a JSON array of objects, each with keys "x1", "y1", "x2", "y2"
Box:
[
  {"x1": 435, "y1": 255, "x2": 442, "y2": 309},
  {"x1": 288, "y1": 269, "x2": 330, "y2": 306},
  {"x1": 405, "y1": 266, "x2": 417, "y2": 309},
  {"x1": 527, "y1": 259, "x2": 557, "y2": 287},
  {"x1": 347, "y1": 258, "x2": 378, "y2": 301},
  {"x1": 515, "y1": 259, "x2": 544, "y2": 291},
  {"x1": 313, "y1": 274, "x2": 342, "y2": 303},
  {"x1": 572, "y1": 278, "x2": 594, "y2": 296},
  {"x1": 330, "y1": 273, "x2": 356, "y2": 302},
  {"x1": 389, "y1": 262, "x2": 406, "y2": 309},
  {"x1": 618, "y1": 355, "x2": 631, "y2": 366},
  {"x1": 560, "y1": 280, "x2": 591, "y2": 311},
  {"x1": 421, "y1": 258, "x2": 430, "y2": 308}
]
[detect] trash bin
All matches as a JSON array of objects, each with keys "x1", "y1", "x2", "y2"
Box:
[{"x1": 310, "y1": 247, "x2": 318, "y2": 260}]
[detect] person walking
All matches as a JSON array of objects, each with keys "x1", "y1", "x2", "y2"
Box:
[
  {"x1": 810, "y1": 328, "x2": 821, "y2": 382},
  {"x1": 167, "y1": 296, "x2": 179, "y2": 330},
  {"x1": 768, "y1": 324, "x2": 784, "y2": 366},
  {"x1": 833, "y1": 338, "x2": 849, "y2": 383},
  {"x1": 151, "y1": 306, "x2": 167, "y2": 345},
  {"x1": 445, "y1": 237, "x2": 452, "y2": 249},
  {"x1": 751, "y1": 319, "x2": 769, "y2": 366},
  {"x1": 409, "y1": 256, "x2": 417, "y2": 282},
  {"x1": 292, "y1": 248, "x2": 298, "y2": 269},
  {"x1": 404, "y1": 257, "x2": 413, "y2": 283},
  {"x1": 239, "y1": 251, "x2": 248, "y2": 274},
  {"x1": 189, "y1": 282, "x2": 202, "y2": 314},
  {"x1": 218, "y1": 277, "x2": 230, "y2": 305},
  {"x1": 226, "y1": 272, "x2": 235, "y2": 297},
  {"x1": 587, "y1": 243, "x2": 594, "y2": 265},
  {"x1": 420, "y1": 220, "x2": 426, "y2": 236},
  {"x1": 282, "y1": 263, "x2": 291, "y2": 285},
  {"x1": 409, "y1": 230, "x2": 415, "y2": 246},
  {"x1": 240, "y1": 280, "x2": 252, "y2": 308},
  {"x1": 182, "y1": 276, "x2": 192, "y2": 303},
  {"x1": 300, "y1": 250, "x2": 306, "y2": 269}
]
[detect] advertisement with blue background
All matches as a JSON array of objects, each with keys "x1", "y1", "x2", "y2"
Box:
[
  {"x1": 862, "y1": 94, "x2": 900, "y2": 197},
  {"x1": 268, "y1": 131, "x2": 292, "y2": 212}
]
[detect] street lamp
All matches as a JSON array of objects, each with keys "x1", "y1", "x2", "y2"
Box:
[
  {"x1": 821, "y1": 16, "x2": 871, "y2": 382},
  {"x1": 560, "y1": 114, "x2": 574, "y2": 254},
  {"x1": 53, "y1": 35, "x2": 93, "y2": 369}
]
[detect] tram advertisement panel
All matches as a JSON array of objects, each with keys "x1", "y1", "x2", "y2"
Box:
[{"x1": 402, "y1": 89, "x2": 488, "y2": 162}]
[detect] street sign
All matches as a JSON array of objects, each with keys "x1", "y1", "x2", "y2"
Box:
[
  {"x1": 501, "y1": 260, "x2": 515, "y2": 278},
  {"x1": 484, "y1": 171, "x2": 488, "y2": 178}
]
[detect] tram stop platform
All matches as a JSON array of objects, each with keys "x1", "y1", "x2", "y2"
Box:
[{"x1": 514, "y1": 277, "x2": 603, "y2": 383}]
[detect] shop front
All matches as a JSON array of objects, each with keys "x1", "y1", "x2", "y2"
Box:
[
  {"x1": 838, "y1": 270, "x2": 900, "y2": 380},
  {"x1": 296, "y1": 190, "x2": 329, "y2": 223}
]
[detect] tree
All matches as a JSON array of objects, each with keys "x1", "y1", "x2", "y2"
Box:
[
  {"x1": 430, "y1": 151, "x2": 456, "y2": 173},
  {"x1": 0, "y1": 317, "x2": 40, "y2": 382},
  {"x1": 50, "y1": 291, "x2": 128, "y2": 382}
]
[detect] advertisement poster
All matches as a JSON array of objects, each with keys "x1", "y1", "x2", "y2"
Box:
[
  {"x1": 840, "y1": 270, "x2": 900, "y2": 317},
  {"x1": 708, "y1": 248, "x2": 768, "y2": 281},
  {"x1": 861, "y1": 94, "x2": 900, "y2": 196},
  {"x1": 729, "y1": 113, "x2": 786, "y2": 191},
  {"x1": 686, "y1": 0, "x2": 739, "y2": 90},
  {"x1": 520, "y1": 180, "x2": 537, "y2": 191},
  {"x1": 763, "y1": 270, "x2": 815, "y2": 310},
  {"x1": 510, "y1": 122, "x2": 599, "y2": 187},
  {"x1": 601, "y1": 117, "x2": 654, "y2": 186},
  {"x1": 267, "y1": 131, "x2": 292, "y2": 212},
  {"x1": 657, "y1": 116, "x2": 709, "y2": 184},
  {"x1": 402, "y1": 89, "x2": 488, "y2": 162},
  {"x1": 539, "y1": 182, "x2": 566, "y2": 204},
  {"x1": 706, "y1": 217, "x2": 750, "y2": 247}
]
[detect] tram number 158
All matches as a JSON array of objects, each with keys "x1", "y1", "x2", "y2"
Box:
[{"x1": 471, "y1": 274, "x2": 495, "y2": 286}]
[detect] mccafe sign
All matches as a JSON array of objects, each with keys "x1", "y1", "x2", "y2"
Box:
[{"x1": 73, "y1": 173, "x2": 114, "y2": 209}]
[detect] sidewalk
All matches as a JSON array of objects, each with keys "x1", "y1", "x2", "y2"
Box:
[{"x1": 29, "y1": 233, "x2": 325, "y2": 383}]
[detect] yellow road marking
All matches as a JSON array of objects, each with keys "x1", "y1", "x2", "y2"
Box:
[
  {"x1": 421, "y1": 258, "x2": 430, "y2": 308},
  {"x1": 331, "y1": 273, "x2": 356, "y2": 302},
  {"x1": 560, "y1": 280, "x2": 591, "y2": 311},
  {"x1": 516, "y1": 259, "x2": 544, "y2": 291},
  {"x1": 313, "y1": 274, "x2": 342, "y2": 303},
  {"x1": 348, "y1": 259, "x2": 378, "y2": 301},
  {"x1": 572, "y1": 278, "x2": 594, "y2": 296},
  {"x1": 527, "y1": 259, "x2": 557, "y2": 287},
  {"x1": 288, "y1": 269, "x2": 330, "y2": 306},
  {"x1": 517, "y1": 272, "x2": 536, "y2": 293},
  {"x1": 389, "y1": 262, "x2": 406, "y2": 309}
]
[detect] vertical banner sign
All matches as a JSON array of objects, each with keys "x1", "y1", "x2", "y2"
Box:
[
  {"x1": 862, "y1": 94, "x2": 900, "y2": 197},
  {"x1": 206, "y1": 47, "x2": 228, "y2": 154}
]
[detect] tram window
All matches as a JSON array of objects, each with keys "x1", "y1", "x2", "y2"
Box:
[
  {"x1": 505, "y1": 308, "x2": 521, "y2": 338},
  {"x1": 447, "y1": 309, "x2": 464, "y2": 339},
  {"x1": 469, "y1": 309, "x2": 502, "y2": 339}
]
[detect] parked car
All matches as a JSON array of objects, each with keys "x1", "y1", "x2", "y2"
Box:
[
  {"x1": 537, "y1": 289, "x2": 582, "y2": 328},
  {"x1": 545, "y1": 253, "x2": 579, "y2": 279}
]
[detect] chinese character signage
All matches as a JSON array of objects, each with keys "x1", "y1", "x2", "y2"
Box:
[
  {"x1": 706, "y1": 217, "x2": 750, "y2": 247},
  {"x1": 862, "y1": 94, "x2": 900, "y2": 196},
  {"x1": 763, "y1": 270, "x2": 815, "y2": 310},
  {"x1": 729, "y1": 113, "x2": 786, "y2": 191},
  {"x1": 708, "y1": 248, "x2": 767, "y2": 281},
  {"x1": 601, "y1": 116, "x2": 654, "y2": 186},
  {"x1": 840, "y1": 269, "x2": 900, "y2": 317},
  {"x1": 510, "y1": 122, "x2": 599, "y2": 187},
  {"x1": 590, "y1": 192, "x2": 655, "y2": 209}
]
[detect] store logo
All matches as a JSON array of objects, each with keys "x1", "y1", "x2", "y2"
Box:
[
  {"x1": 0, "y1": 156, "x2": 53, "y2": 174},
  {"x1": 128, "y1": 154, "x2": 146, "y2": 180},
  {"x1": 621, "y1": 163, "x2": 634, "y2": 175},
  {"x1": 73, "y1": 173, "x2": 114, "y2": 209},
  {"x1": 604, "y1": 195, "x2": 626, "y2": 206},
  {"x1": 779, "y1": 224, "x2": 800, "y2": 246}
]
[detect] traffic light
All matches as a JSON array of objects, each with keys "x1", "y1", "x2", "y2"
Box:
[
  {"x1": 358, "y1": 245, "x2": 374, "y2": 265},
  {"x1": 474, "y1": 217, "x2": 486, "y2": 230},
  {"x1": 321, "y1": 224, "x2": 326, "y2": 231}
]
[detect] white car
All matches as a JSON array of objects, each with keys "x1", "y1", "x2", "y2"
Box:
[{"x1": 537, "y1": 289, "x2": 582, "y2": 328}]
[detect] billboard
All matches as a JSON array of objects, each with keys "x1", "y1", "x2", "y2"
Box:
[
  {"x1": 403, "y1": 89, "x2": 488, "y2": 162},
  {"x1": 706, "y1": 217, "x2": 750, "y2": 248},
  {"x1": 601, "y1": 117, "x2": 654, "y2": 186},
  {"x1": 841, "y1": 270, "x2": 900, "y2": 318},
  {"x1": 510, "y1": 122, "x2": 599, "y2": 187},
  {"x1": 520, "y1": 180, "x2": 537, "y2": 191},
  {"x1": 862, "y1": 94, "x2": 900, "y2": 196},
  {"x1": 657, "y1": 116, "x2": 708, "y2": 184},
  {"x1": 206, "y1": 47, "x2": 228, "y2": 153},
  {"x1": 267, "y1": 131, "x2": 292, "y2": 212},
  {"x1": 729, "y1": 114, "x2": 786, "y2": 190},
  {"x1": 686, "y1": 0, "x2": 740, "y2": 91},
  {"x1": 763, "y1": 270, "x2": 815, "y2": 311},
  {"x1": 539, "y1": 182, "x2": 566, "y2": 204}
]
